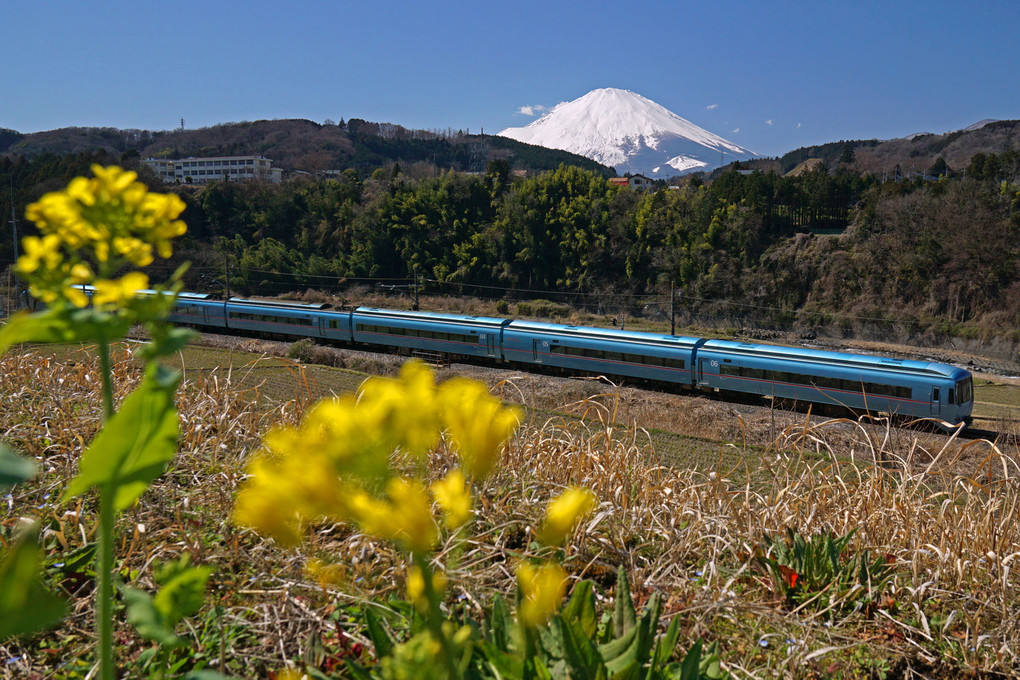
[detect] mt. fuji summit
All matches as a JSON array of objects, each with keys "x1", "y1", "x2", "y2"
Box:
[{"x1": 499, "y1": 88, "x2": 757, "y2": 177}]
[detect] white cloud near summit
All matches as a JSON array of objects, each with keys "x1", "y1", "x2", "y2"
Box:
[
  {"x1": 706, "y1": 104, "x2": 718, "y2": 110},
  {"x1": 517, "y1": 105, "x2": 548, "y2": 116}
]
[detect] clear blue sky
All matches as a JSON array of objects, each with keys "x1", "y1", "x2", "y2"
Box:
[{"x1": 2, "y1": 0, "x2": 1018, "y2": 158}]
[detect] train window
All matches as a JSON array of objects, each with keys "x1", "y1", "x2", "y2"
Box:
[
  {"x1": 664, "y1": 358, "x2": 686, "y2": 370},
  {"x1": 933, "y1": 388, "x2": 940, "y2": 402},
  {"x1": 956, "y1": 378, "x2": 972, "y2": 404}
]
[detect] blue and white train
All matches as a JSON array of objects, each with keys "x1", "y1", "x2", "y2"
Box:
[{"x1": 160, "y1": 291, "x2": 974, "y2": 428}]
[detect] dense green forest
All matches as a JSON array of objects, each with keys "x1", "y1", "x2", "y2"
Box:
[{"x1": 3, "y1": 149, "x2": 1020, "y2": 343}]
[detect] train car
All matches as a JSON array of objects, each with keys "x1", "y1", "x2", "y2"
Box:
[
  {"x1": 352, "y1": 307, "x2": 510, "y2": 361},
  {"x1": 503, "y1": 319, "x2": 703, "y2": 388},
  {"x1": 223, "y1": 297, "x2": 341, "y2": 341},
  {"x1": 693, "y1": 339, "x2": 974, "y2": 425},
  {"x1": 98, "y1": 284, "x2": 974, "y2": 429},
  {"x1": 168, "y1": 292, "x2": 226, "y2": 328}
]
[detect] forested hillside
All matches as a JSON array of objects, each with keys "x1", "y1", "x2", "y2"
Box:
[
  {"x1": 3, "y1": 146, "x2": 1020, "y2": 347},
  {"x1": 0, "y1": 119, "x2": 613, "y2": 177}
]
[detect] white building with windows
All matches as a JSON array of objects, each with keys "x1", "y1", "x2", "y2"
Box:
[{"x1": 142, "y1": 155, "x2": 283, "y2": 184}]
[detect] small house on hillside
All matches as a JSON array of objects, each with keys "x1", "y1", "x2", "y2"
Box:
[{"x1": 609, "y1": 174, "x2": 653, "y2": 190}]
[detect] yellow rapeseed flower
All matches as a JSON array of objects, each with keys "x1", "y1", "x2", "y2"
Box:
[
  {"x1": 352, "y1": 477, "x2": 438, "y2": 553},
  {"x1": 358, "y1": 361, "x2": 441, "y2": 457},
  {"x1": 27, "y1": 165, "x2": 187, "y2": 266},
  {"x1": 305, "y1": 559, "x2": 348, "y2": 588},
  {"x1": 439, "y1": 378, "x2": 521, "y2": 479},
  {"x1": 536, "y1": 487, "x2": 597, "y2": 547},
  {"x1": 431, "y1": 469, "x2": 473, "y2": 529},
  {"x1": 232, "y1": 450, "x2": 347, "y2": 546},
  {"x1": 517, "y1": 561, "x2": 567, "y2": 628},
  {"x1": 92, "y1": 272, "x2": 150, "y2": 308},
  {"x1": 19, "y1": 165, "x2": 186, "y2": 309},
  {"x1": 406, "y1": 564, "x2": 447, "y2": 612},
  {"x1": 16, "y1": 234, "x2": 63, "y2": 274}
]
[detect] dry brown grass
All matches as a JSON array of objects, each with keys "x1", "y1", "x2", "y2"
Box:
[{"x1": 2, "y1": 347, "x2": 1019, "y2": 678}]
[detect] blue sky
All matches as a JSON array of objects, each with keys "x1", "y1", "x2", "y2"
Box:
[{"x1": 2, "y1": 1, "x2": 1018, "y2": 158}]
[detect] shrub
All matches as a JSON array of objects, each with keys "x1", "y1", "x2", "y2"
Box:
[{"x1": 286, "y1": 338, "x2": 346, "y2": 368}]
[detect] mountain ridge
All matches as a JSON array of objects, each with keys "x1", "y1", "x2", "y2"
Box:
[{"x1": 0, "y1": 119, "x2": 615, "y2": 178}]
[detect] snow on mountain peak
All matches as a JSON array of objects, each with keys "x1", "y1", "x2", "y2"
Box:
[{"x1": 499, "y1": 88, "x2": 757, "y2": 177}]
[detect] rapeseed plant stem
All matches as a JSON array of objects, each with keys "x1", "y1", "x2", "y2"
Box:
[
  {"x1": 97, "y1": 334, "x2": 115, "y2": 420},
  {"x1": 416, "y1": 554, "x2": 459, "y2": 680},
  {"x1": 11, "y1": 165, "x2": 189, "y2": 680},
  {"x1": 98, "y1": 485, "x2": 115, "y2": 680}
]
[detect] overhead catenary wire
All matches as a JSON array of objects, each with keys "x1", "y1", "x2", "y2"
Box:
[{"x1": 1, "y1": 258, "x2": 1015, "y2": 337}]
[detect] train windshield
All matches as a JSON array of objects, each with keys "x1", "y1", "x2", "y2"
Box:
[{"x1": 956, "y1": 377, "x2": 973, "y2": 405}]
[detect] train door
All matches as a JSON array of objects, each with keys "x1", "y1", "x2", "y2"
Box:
[
  {"x1": 930, "y1": 386, "x2": 941, "y2": 416},
  {"x1": 533, "y1": 339, "x2": 547, "y2": 363},
  {"x1": 484, "y1": 333, "x2": 497, "y2": 358}
]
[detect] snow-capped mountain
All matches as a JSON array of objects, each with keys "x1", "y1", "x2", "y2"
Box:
[{"x1": 499, "y1": 88, "x2": 757, "y2": 177}]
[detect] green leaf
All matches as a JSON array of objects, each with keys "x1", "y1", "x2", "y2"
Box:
[
  {"x1": 50, "y1": 542, "x2": 97, "y2": 577},
  {"x1": 0, "y1": 525, "x2": 68, "y2": 639},
  {"x1": 342, "y1": 660, "x2": 375, "y2": 680},
  {"x1": 486, "y1": 593, "x2": 514, "y2": 652},
  {"x1": 141, "y1": 324, "x2": 197, "y2": 362},
  {"x1": 561, "y1": 579, "x2": 598, "y2": 639},
  {"x1": 0, "y1": 444, "x2": 37, "y2": 491},
  {"x1": 0, "y1": 308, "x2": 77, "y2": 354},
  {"x1": 678, "y1": 639, "x2": 703, "y2": 680},
  {"x1": 64, "y1": 364, "x2": 181, "y2": 511},
  {"x1": 612, "y1": 566, "x2": 636, "y2": 638},
  {"x1": 602, "y1": 593, "x2": 661, "y2": 676},
  {"x1": 152, "y1": 563, "x2": 213, "y2": 627},
  {"x1": 478, "y1": 640, "x2": 524, "y2": 679},
  {"x1": 652, "y1": 615, "x2": 682, "y2": 668},
  {"x1": 599, "y1": 624, "x2": 639, "y2": 671},
  {"x1": 123, "y1": 586, "x2": 179, "y2": 647},
  {"x1": 181, "y1": 671, "x2": 235, "y2": 680},
  {"x1": 553, "y1": 616, "x2": 605, "y2": 680},
  {"x1": 609, "y1": 660, "x2": 642, "y2": 680},
  {"x1": 0, "y1": 307, "x2": 137, "y2": 355},
  {"x1": 365, "y1": 607, "x2": 396, "y2": 659}
]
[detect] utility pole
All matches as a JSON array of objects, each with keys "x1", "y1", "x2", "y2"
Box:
[
  {"x1": 669, "y1": 281, "x2": 675, "y2": 336},
  {"x1": 412, "y1": 264, "x2": 420, "y2": 311},
  {"x1": 223, "y1": 254, "x2": 231, "y2": 328},
  {"x1": 9, "y1": 181, "x2": 21, "y2": 310},
  {"x1": 224, "y1": 254, "x2": 231, "y2": 299}
]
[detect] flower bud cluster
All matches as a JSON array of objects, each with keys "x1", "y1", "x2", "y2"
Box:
[{"x1": 18, "y1": 165, "x2": 186, "y2": 307}]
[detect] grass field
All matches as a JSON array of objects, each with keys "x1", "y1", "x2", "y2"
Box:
[{"x1": 4, "y1": 338, "x2": 1020, "y2": 678}]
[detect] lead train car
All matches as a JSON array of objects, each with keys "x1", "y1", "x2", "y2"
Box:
[
  {"x1": 694, "y1": 339, "x2": 973, "y2": 425},
  {"x1": 148, "y1": 290, "x2": 974, "y2": 428}
]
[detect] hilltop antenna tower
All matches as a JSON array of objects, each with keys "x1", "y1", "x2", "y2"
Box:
[{"x1": 180, "y1": 118, "x2": 185, "y2": 133}]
